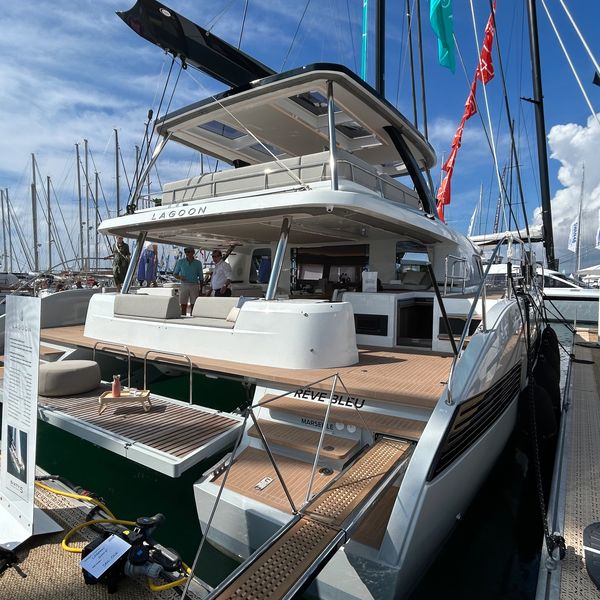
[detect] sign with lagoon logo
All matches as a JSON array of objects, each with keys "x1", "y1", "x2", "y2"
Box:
[{"x1": 0, "y1": 296, "x2": 60, "y2": 549}]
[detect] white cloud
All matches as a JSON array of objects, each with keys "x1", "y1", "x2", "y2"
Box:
[{"x1": 533, "y1": 113, "x2": 600, "y2": 272}]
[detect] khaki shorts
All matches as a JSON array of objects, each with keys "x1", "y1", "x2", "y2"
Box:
[{"x1": 179, "y1": 283, "x2": 200, "y2": 305}]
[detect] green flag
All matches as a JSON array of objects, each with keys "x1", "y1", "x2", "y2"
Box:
[{"x1": 430, "y1": 0, "x2": 455, "y2": 73}]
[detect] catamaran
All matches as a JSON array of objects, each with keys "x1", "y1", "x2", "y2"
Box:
[
  {"x1": 0, "y1": 1, "x2": 558, "y2": 597},
  {"x1": 71, "y1": 50, "x2": 546, "y2": 596}
]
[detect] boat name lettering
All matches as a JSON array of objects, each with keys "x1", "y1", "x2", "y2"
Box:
[
  {"x1": 293, "y1": 388, "x2": 365, "y2": 409},
  {"x1": 8, "y1": 478, "x2": 24, "y2": 495},
  {"x1": 151, "y1": 205, "x2": 207, "y2": 220},
  {"x1": 300, "y1": 417, "x2": 334, "y2": 431}
]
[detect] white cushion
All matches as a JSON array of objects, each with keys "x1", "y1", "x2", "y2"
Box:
[{"x1": 226, "y1": 307, "x2": 240, "y2": 322}]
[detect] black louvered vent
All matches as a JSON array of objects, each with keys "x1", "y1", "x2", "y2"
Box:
[{"x1": 427, "y1": 363, "x2": 522, "y2": 481}]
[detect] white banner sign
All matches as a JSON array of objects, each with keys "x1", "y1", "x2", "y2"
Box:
[
  {"x1": 0, "y1": 295, "x2": 41, "y2": 544},
  {"x1": 567, "y1": 219, "x2": 579, "y2": 252}
]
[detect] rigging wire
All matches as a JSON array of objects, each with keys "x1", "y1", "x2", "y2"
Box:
[
  {"x1": 539, "y1": 0, "x2": 600, "y2": 127},
  {"x1": 345, "y1": 0, "x2": 359, "y2": 75},
  {"x1": 488, "y1": 0, "x2": 531, "y2": 242},
  {"x1": 557, "y1": 0, "x2": 600, "y2": 77},
  {"x1": 405, "y1": 0, "x2": 418, "y2": 128},
  {"x1": 237, "y1": 0, "x2": 249, "y2": 49},
  {"x1": 393, "y1": 0, "x2": 409, "y2": 108},
  {"x1": 468, "y1": 0, "x2": 509, "y2": 231},
  {"x1": 206, "y1": 0, "x2": 238, "y2": 33},
  {"x1": 281, "y1": 1, "x2": 312, "y2": 71}
]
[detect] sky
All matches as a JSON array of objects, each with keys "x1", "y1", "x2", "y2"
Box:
[{"x1": 0, "y1": 0, "x2": 599, "y2": 274}]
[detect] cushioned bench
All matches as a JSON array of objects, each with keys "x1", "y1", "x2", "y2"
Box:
[
  {"x1": 162, "y1": 150, "x2": 421, "y2": 210},
  {"x1": 114, "y1": 294, "x2": 181, "y2": 320},
  {"x1": 185, "y1": 296, "x2": 241, "y2": 329}
]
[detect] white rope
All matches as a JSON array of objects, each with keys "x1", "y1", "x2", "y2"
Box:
[
  {"x1": 540, "y1": 0, "x2": 600, "y2": 128},
  {"x1": 468, "y1": 0, "x2": 508, "y2": 231},
  {"x1": 557, "y1": 0, "x2": 600, "y2": 76}
]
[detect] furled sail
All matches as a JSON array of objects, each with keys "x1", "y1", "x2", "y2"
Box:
[{"x1": 117, "y1": 0, "x2": 275, "y2": 88}]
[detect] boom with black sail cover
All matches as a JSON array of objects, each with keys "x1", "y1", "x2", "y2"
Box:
[{"x1": 117, "y1": 0, "x2": 275, "y2": 88}]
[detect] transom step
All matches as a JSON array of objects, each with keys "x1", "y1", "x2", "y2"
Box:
[{"x1": 248, "y1": 419, "x2": 360, "y2": 460}]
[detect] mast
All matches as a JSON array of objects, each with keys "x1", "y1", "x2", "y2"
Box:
[
  {"x1": 375, "y1": 0, "x2": 385, "y2": 95},
  {"x1": 115, "y1": 128, "x2": 121, "y2": 216},
  {"x1": 575, "y1": 164, "x2": 584, "y2": 274},
  {"x1": 527, "y1": 0, "x2": 557, "y2": 269},
  {"x1": 75, "y1": 143, "x2": 85, "y2": 271},
  {"x1": 47, "y1": 175, "x2": 52, "y2": 272},
  {"x1": 361, "y1": 0, "x2": 368, "y2": 80},
  {"x1": 6, "y1": 189, "x2": 12, "y2": 272},
  {"x1": 0, "y1": 189, "x2": 6, "y2": 271},
  {"x1": 84, "y1": 138, "x2": 90, "y2": 271},
  {"x1": 95, "y1": 171, "x2": 100, "y2": 271},
  {"x1": 31, "y1": 154, "x2": 39, "y2": 272}
]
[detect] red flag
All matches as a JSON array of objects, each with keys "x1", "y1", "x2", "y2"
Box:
[
  {"x1": 465, "y1": 78, "x2": 478, "y2": 118},
  {"x1": 476, "y1": 3, "x2": 496, "y2": 84},
  {"x1": 436, "y1": 4, "x2": 495, "y2": 221}
]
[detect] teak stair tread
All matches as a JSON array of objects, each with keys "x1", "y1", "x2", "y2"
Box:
[
  {"x1": 260, "y1": 394, "x2": 426, "y2": 440},
  {"x1": 248, "y1": 419, "x2": 360, "y2": 460},
  {"x1": 212, "y1": 438, "x2": 412, "y2": 600}
]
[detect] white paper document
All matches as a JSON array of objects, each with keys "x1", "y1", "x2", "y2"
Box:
[{"x1": 80, "y1": 534, "x2": 131, "y2": 578}]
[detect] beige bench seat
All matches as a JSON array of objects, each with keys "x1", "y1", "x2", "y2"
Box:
[
  {"x1": 185, "y1": 297, "x2": 241, "y2": 328},
  {"x1": 162, "y1": 150, "x2": 421, "y2": 210},
  {"x1": 114, "y1": 294, "x2": 181, "y2": 320}
]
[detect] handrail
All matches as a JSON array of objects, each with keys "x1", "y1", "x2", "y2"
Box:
[
  {"x1": 445, "y1": 234, "x2": 528, "y2": 405},
  {"x1": 444, "y1": 254, "x2": 468, "y2": 295},
  {"x1": 142, "y1": 349, "x2": 193, "y2": 405},
  {"x1": 162, "y1": 156, "x2": 419, "y2": 209},
  {"x1": 92, "y1": 341, "x2": 132, "y2": 386}
]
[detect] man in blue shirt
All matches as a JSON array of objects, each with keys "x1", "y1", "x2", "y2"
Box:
[{"x1": 173, "y1": 247, "x2": 203, "y2": 315}]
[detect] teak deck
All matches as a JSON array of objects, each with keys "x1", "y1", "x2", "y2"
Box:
[
  {"x1": 40, "y1": 324, "x2": 452, "y2": 409},
  {"x1": 208, "y1": 438, "x2": 412, "y2": 600},
  {"x1": 36, "y1": 383, "x2": 242, "y2": 477}
]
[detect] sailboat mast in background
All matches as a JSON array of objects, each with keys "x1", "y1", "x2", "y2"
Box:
[{"x1": 526, "y1": 0, "x2": 558, "y2": 269}]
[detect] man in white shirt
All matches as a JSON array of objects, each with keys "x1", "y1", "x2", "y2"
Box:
[{"x1": 210, "y1": 249, "x2": 233, "y2": 297}]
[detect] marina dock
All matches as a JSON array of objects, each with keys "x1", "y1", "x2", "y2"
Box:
[
  {"x1": 536, "y1": 329, "x2": 600, "y2": 599},
  {"x1": 0, "y1": 468, "x2": 209, "y2": 600}
]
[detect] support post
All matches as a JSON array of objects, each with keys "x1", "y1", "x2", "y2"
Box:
[
  {"x1": 266, "y1": 218, "x2": 291, "y2": 300},
  {"x1": 327, "y1": 81, "x2": 338, "y2": 191},
  {"x1": 122, "y1": 231, "x2": 147, "y2": 294}
]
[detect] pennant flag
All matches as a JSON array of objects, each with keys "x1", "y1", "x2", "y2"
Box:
[
  {"x1": 436, "y1": 77, "x2": 478, "y2": 209},
  {"x1": 436, "y1": 4, "x2": 496, "y2": 221},
  {"x1": 595, "y1": 209, "x2": 600, "y2": 249},
  {"x1": 594, "y1": 71, "x2": 600, "y2": 87},
  {"x1": 567, "y1": 219, "x2": 579, "y2": 252},
  {"x1": 476, "y1": 4, "x2": 496, "y2": 84},
  {"x1": 430, "y1": 0, "x2": 455, "y2": 73}
]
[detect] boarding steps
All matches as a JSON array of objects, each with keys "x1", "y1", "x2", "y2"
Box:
[
  {"x1": 206, "y1": 437, "x2": 413, "y2": 600},
  {"x1": 259, "y1": 393, "x2": 426, "y2": 440}
]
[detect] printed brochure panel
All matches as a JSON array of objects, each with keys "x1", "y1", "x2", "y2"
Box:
[{"x1": 0, "y1": 296, "x2": 41, "y2": 530}]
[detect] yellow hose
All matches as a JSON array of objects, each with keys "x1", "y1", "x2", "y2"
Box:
[
  {"x1": 35, "y1": 481, "x2": 116, "y2": 519},
  {"x1": 37, "y1": 481, "x2": 191, "y2": 591},
  {"x1": 61, "y1": 518, "x2": 136, "y2": 553}
]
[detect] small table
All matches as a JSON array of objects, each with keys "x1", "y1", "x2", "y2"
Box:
[{"x1": 98, "y1": 389, "x2": 152, "y2": 415}]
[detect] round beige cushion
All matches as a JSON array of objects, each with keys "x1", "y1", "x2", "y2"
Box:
[{"x1": 39, "y1": 360, "x2": 101, "y2": 397}]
